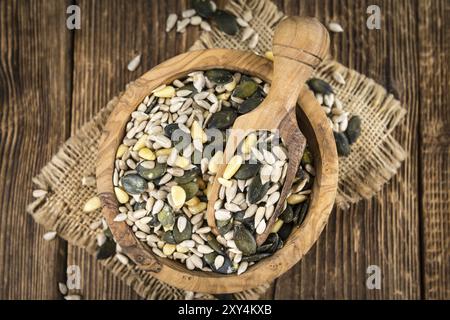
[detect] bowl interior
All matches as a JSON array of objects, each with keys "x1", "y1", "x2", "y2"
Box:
[{"x1": 97, "y1": 49, "x2": 338, "y2": 293}]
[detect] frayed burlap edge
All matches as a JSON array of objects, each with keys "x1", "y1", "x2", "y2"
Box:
[
  {"x1": 27, "y1": 91, "x2": 269, "y2": 300},
  {"x1": 190, "y1": 0, "x2": 407, "y2": 208}
]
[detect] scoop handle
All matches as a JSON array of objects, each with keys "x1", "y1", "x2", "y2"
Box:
[{"x1": 268, "y1": 17, "x2": 330, "y2": 116}]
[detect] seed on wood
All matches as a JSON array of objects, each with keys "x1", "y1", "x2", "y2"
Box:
[
  {"x1": 166, "y1": 13, "x2": 177, "y2": 32},
  {"x1": 43, "y1": 231, "x2": 57, "y2": 241},
  {"x1": 328, "y1": 21, "x2": 344, "y2": 33},
  {"x1": 127, "y1": 54, "x2": 141, "y2": 72}
]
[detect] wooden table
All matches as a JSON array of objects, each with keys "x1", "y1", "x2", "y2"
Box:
[{"x1": 0, "y1": 0, "x2": 448, "y2": 299}]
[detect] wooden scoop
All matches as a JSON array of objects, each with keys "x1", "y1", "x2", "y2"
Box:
[{"x1": 206, "y1": 16, "x2": 330, "y2": 246}]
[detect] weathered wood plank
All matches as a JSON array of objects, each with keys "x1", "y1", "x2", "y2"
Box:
[
  {"x1": 274, "y1": 0, "x2": 421, "y2": 299},
  {"x1": 418, "y1": 0, "x2": 449, "y2": 300},
  {"x1": 68, "y1": 0, "x2": 201, "y2": 299},
  {"x1": 0, "y1": 0, "x2": 72, "y2": 299}
]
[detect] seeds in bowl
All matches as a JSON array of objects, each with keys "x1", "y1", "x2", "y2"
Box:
[{"x1": 113, "y1": 69, "x2": 314, "y2": 274}]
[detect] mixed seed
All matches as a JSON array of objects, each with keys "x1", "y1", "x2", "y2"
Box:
[
  {"x1": 112, "y1": 69, "x2": 314, "y2": 274},
  {"x1": 307, "y1": 78, "x2": 361, "y2": 156},
  {"x1": 165, "y1": 1, "x2": 259, "y2": 49}
]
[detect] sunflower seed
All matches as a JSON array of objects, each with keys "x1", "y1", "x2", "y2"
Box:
[
  {"x1": 248, "y1": 33, "x2": 259, "y2": 49},
  {"x1": 328, "y1": 22, "x2": 344, "y2": 33},
  {"x1": 166, "y1": 13, "x2": 177, "y2": 32},
  {"x1": 182, "y1": 9, "x2": 196, "y2": 18},
  {"x1": 43, "y1": 231, "x2": 57, "y2": 241},
  {"x1": 127, "y1": 54, "x2": 141, "y2": 72},
  {"x1": 177, "y1": 18, "x2": 190, "y2": 32}
]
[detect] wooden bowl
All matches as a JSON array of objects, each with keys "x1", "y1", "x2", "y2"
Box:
[{"x1": 97, "y1": 49, "x2": 338, "y2": 294}]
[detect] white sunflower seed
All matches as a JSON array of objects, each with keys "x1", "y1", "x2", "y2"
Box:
[
  {"x1": 127, "y1": 54, "x2": 141, "y2": 72},
  {"x1": 328, "y1": 22, "x2": 344, "y2": 33},
  {"x1": 43, "y1": 231, "x2": 57, "y2": 241},
  {"x1": 166, "y1": 13, "x2": 177, "y2": 32}
]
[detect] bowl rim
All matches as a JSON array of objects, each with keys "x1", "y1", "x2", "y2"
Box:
[{"x1": 96, "y1": 48, "x2": 338, "y2": 293}]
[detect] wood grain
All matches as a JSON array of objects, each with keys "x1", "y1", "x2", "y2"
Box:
[
  {"x1": 417, "y1": 0, "x2": 449, "y2": 300},
  {"x1": 274, "y1": 0, "x2": 422, "y2": 299},
  {"x1": 0, "y1": 0, "x2": 72, "y2": 299}
]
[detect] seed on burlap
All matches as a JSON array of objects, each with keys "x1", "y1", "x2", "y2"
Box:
[
  {"x1": 83, "y1": 196, "x2": 101, "y2": 212},
  {"x1": 43, "y1": 231, "x2": 57, "y2": 241}
]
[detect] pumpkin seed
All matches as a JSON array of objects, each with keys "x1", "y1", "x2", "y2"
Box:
[
  {"x1": 137, "y1": 162, "x2": 167, "y2": 180},
  {"x1": 233, "y1": 76, "x2": 258, "y2": 99},
  {"x1": 213, "y1": 10, "x2": 239, "y2": 36},
  {"x1": 217, "y1": 218, "x2": 234, "y2": 235},
  {"x1": 192, "y1": 0, "x2": 214, "y2": 18},
  {"x1": 180, "y1": 182, "x2": 199, "y2": 201},
  {"x1": 280, "y1": 205, "x2": 294, "y2": 223},
  {"x1": 345, "y1": 115, "x2": 361, "y2": 144},
  {"x1": 293, "y1": 201, "x2": 309, "y2": 226},
  {"x1": 162, "y1": 231, "x2": 176, "y2": 244},
  {"x1": 157, "y1": 205, "x2": 175, "y2": 230},
  {"x1": 334, "y1": 132, "x2": 351, "y2": 157},
  {"x1": 233, "y1": 225, "x2": 256, "y2": 256},
  {"x1": 121, "y1": 174, "x2": 147, "y2": 195},
  {"x1": 205, "y1": 69, "x2": 234, "y2": 84},
  {"x1": 301, "y1": 148, "x2": 313, "y2": 165},
  {"x1": 307, "y1": 78, "x2": 334, "y2": 95},
  {"x1": 207, "y1": 108, "x2": 237, "y2": 130},
  {"x1": 247, "y1": 175, "x2": 270, "y2": 204},
  {"x1": 173, "y1": 215, "x2": 192, "y2": 243},
  {"x1": 238, "y1": 95, "x2": 264, "y2": 114},
  {"x1": 96, "y1": 238, "x2": 116, "y2": 260},
  {"x1": 174, "y1": 167, "x2": 200, "y2": 184},
  {"x1": 278, "y1": 222, "x2": 293, "y2": 241}
]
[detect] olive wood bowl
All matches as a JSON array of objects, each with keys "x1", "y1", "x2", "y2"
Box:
[{"x1": 96, "y1": 48, "x2": 338, "y2": 293}]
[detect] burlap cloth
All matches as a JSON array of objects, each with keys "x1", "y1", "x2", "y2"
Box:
[{"x1": 27, "y1": 0, "x2": 406, "y2": 299}]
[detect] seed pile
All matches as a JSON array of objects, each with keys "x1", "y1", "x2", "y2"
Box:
[
  {"x1": 307, "y1": 78, "x2": 361, "y2": 157},
  {"x1": 165, "y1": 1, "x2": 260, "y2": 49},
  {"x1": 112, "y1": 69, "x2": 314, "y2": 274}
]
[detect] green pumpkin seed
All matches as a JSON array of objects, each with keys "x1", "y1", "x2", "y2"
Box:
[
  {"x1": 334, "y1": 132, "x2": 351, "y2": 157},
  {"x1": 233, "y1": 163, "x2": 261, "y2": 180},
  {"x1": 205, "y1": 69, "x2": 234, "y2": 84},
  {"x1": 96, "y1": 238, "x2": 116, "y2": 260},
  {"x1": 162, "y1": 231, "x2": 176, "y2": 244},
  {"x1": 345, "y1": 116, "x2": 361, "y2": 144},
  {"x1": 121, "y1": 174, "x2": 147, "y2": 195},
  {"x1": 234, "y1": 224, "x2": 257, "y2": 256},
  {"x1": 174, "y1": 167, "x2": 200, "y2": 184},
  {"x1": 213, "y1": 10, "x2": 239, "y2": 36},
  {"x1": 207, "y1": 108, "x2": 237, "y2": 129},
  {"x1": 204, "y1": 252, "x2": 234, "y2": 274},
  {"x1": 233, "y1": 76, "x2": 258, "y2": 99},
  {"x1": 238, "y1": 95, "x2": 264, "y2": 114},
  {"x1": 157, "y1": 205, "x2": 175, "y2": 230},
  {"x1": 206, "y1": 233, "x2": 225, "y2": 254},
  {"x1": 173, "y1": 215, "x2": 192, "y2": 243},
  {"x1": 137, "y1": 162, "x2": 167, "y2": 180},
  {"x1": 217, "y1": 218, "x2": 234, "y2": 235},
  {"x1": 241, "y1": 252, "x2": 272, "y2": 263},
  {"x1": 247, "y1": 175, "x2": 270, "y2": 204},
  {"x1": 293, "y1": 201, "x2": 309, "y2": 227},
  {"x1": 280, "y1": 205, "x2": 295, "y2": 223},
  {"x1": 307, "y1": 78, "x2": 334, "y2": 95},
  {"x1": 192, "y1": 0, "x2": 214, "y2": 18},
  {"x1": 277, "y1": 222, "x2": 293, "y2": 241},
  {"x1": 257, "y1": 233, "x2": 280, "y2": 253},
  {"x1": 179, "y1": 182, "x2": 199, "y2": 201},
  {"x1": 301, "y1": 148, "x2": 313, "y2": 165},
  {"x1": 164, "y1": 123, "x2": 180, "y2": 138}
]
